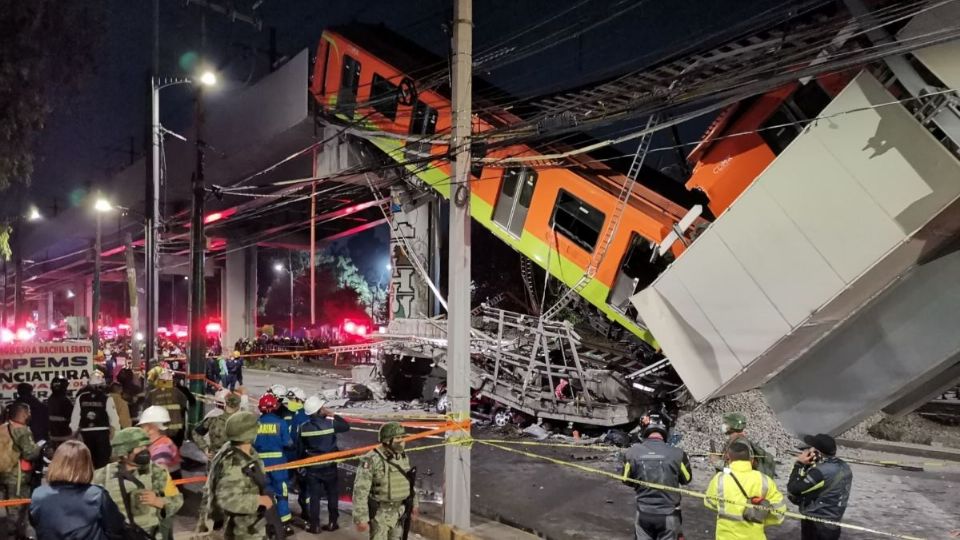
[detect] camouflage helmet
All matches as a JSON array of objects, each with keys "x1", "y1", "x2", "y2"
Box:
[
  {"x1": 722, "y1": 412, "x2": 747, "y2": 433},
  {"x1": 111, "y1": 427, "x2": 151, "y2": 457},
  {"x1": 378, "y1": 421, "x2": 405, "y2": 443},
  {"x1": 226, "y1": 411, "x2": 259, "y2": 443},
  {"x1": 224, "y1": 392, "x2": 242, "y2": 410}
]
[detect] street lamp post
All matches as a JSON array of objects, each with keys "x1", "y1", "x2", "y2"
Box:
[
  {"x1": 274, "y1": 261, "x2": 293, "y2": 336},
  {"x1": 93, "y1": 197, "x2": 112, "y2": 357}
]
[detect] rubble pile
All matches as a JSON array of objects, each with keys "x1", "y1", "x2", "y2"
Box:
[
  {"x1": 674, "y1": 390, "x2": 799, "y2": 457},
  {"x1": 842, "y1": 412, "x2": 960, "y2": 448}
]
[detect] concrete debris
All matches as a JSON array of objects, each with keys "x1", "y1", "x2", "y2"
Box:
[
  {"x1": 523, "y1": 424, "x2": 550, "y2": 440},
  {"x1": 674, "y1": 390, "x2": 798, "y2": 457},
  {"x1": 842, "y1": 412, "x2": 960, "y2": 448}
]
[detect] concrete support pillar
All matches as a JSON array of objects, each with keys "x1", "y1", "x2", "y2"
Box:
[
  {"x1": 47, "y1": 291, "x2": 54, "y2": 330},
  {"x1": 388, "y1": 186, "x2": 431, "y2": 320},
  {"x1": 223, "y1": 241, "x2": 257, "y2": 352},
  {"x1": 77, "y1": 278, "x2": 92, "y2": 320}
]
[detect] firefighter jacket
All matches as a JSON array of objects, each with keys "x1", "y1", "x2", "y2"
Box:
[
  {"x1": 70, "y1": 386, "x2": 120, "y2": 435},
  {"x1": 295, "y1": 414, "x2": 350, "y2": 471},
  {"x1": 705, "y1": 460, "x2": 785, "y2": 540},
  {"x1": 47, "y1": 392, "x2": 74, "y2": 443},
  {"x1": 93, "y1": 461, "x2": 183, "y2": 533},
  {"x1": 787, "y1": 457, "x2": 852, "y2": 522},
  {"x1": 144, "y1": 386, "x2": 187, "y2": 436},
  {"x1": 620, "y1": 437, "x2": 692, "y2": 515},
  {"x1": 253, "y1": 412, "x2": 291, "y2": 467}
]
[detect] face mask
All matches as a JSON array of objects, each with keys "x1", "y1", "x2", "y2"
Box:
[
  {"x1": 388, "y1": 440, "x2": 405, "y2": 453},
  {"x1": 133, "y1": 450, "x2": 152, "y2": 467}
]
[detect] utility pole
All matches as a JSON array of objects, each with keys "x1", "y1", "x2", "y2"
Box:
[
  {"x1": 92, "y1": 213, "x2": 102, "y2": 357},
  {"x1": 288, "y1": 250, "x2": 294, "y2": 336},
  {"x1": 145, "y1": 0, "x2": 160, "y2": 371},
  {"x1": 445, "y1": 0, "x2": 472, "y2": 530},
  {"x1": 124, "y1": 233, "x2": 142, "y2": 370},
  {"x1": 310, "y1": 150, "x2": 317, "y2": 327},
  {"x1": 188, "y1": 85, "x2": 207, "y2": 420}
]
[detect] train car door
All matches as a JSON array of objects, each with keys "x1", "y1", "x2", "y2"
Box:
[
  {"x1": 607, "y1": 232, "x2": 665, "y2": 317},
  {"x1": 493, "y1": 168, "x2": 538, "y2": 237},
  {"x1": 337, "y1": 55, "x2": 362, "y2": 118}
]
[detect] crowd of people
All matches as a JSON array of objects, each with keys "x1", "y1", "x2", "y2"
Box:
[
  {"x1": 0, "y1": 364, "x2": 417, "y2": 540},
  {"x1": 622, "y1": 412, "x2": 854, "y2": 540}
]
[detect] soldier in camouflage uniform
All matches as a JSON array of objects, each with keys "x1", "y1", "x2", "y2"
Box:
[
  {"x1": 1, "y1": 402, "x2": 40, "y2": 539},
  {"x1": 198, "y1": 411, "x2": 276, "y2": 539},
  {"x1": 93, "y1": 427, "x2": 184, "y2": 539},
  {"x1": 715, "y1": 412, "x2": 778, "y2": 478},
  {"x1": 352, "y1": 422, "x2": 418, "y2": 540},
  {"x1": 193, "y1": 391, "x2": 242, "y2": 456}
]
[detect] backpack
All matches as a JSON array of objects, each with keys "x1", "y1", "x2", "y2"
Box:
[{"x1": 0, "y1": 423, "x2": 20, "y2": 474}]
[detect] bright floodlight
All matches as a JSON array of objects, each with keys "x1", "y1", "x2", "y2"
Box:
[
  {"x1": 385, "y1": 263, "x2": 392, "y2": 271},
  {"x1": 66, "y1": 290, "x2": 75, "y2": 299},
  {"x1": 134, "y1": 332, "x2": 144, "y2": 341},
  {"x1": 94, "y1": 198, "x2": 112, "y2": 213},
  {"x1": 27, "y1": 206, "x2": 42, "y2": 221},
  {"x1": 274, "y1": 263, "x2": 284, "y2": 272},
  {"x1": 199, "y1": 71, "x2": 217, "y2": 87}
]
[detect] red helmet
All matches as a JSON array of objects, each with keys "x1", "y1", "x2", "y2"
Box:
[{"x1": 258, "y1": 393, "x2": 279, "y2": 413}]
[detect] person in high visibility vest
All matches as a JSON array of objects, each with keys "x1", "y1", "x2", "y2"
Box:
[
  {"x1": 70, "y1": 370, "x2": 121, "y2": 469},
  {"x1": 705, "y1": 440, "x2": 785, "y2": 540},
  {"x1": 253, "y1": 393, "x2": 295, "y2": 537},
  {"x1": 143, "y1": 370, "x2": 188, "y2": 448}
]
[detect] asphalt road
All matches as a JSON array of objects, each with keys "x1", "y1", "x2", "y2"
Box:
[{"x1": 227, "y1": 368, "x2": 960, "y2": 540}]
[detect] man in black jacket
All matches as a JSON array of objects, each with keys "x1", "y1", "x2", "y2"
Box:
[
  {"x1": 787, "y1": 434, "x2": 853, "y2": 540},
  {"x1": 14, "y1": 383, "x2": 49, "y2": 443},
  {"x1": 621, "y1": 414, "x2": 692, "y2": 540}
]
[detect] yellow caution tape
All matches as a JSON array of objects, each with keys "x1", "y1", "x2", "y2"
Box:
[{"x1": 479, "y1": 440, "x2": 925, "y2": 540}]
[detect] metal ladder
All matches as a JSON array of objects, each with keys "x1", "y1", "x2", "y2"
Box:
[
  {"x1": 542, "y1": 114, "x2": 659, "y2": 320},
  {"x1": 520, "y1": 257, "x2": 541, "y2": 315}
]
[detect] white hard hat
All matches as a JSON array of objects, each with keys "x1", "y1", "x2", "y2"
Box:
[
  {"x1": 88, "y1": 371, "x2": 105, "y2": 386},
  {"x1": 138, "y1": 405, "x2": 171, "y2": 426},
  {"x1": 159, "y1": 369, "x2": 174, "y2": 381},
  {"x1": 269, "y1": 384, "x2": 287, "y2": 397},
  {"x1": 303, "y1": 396, "x2": 327, "y2": 416},
  {"x1": 287, "y1": 387, "x2": 306, "y2": 402}
]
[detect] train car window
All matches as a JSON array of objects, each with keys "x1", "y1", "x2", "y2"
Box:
[
  {"x1": 608, "y1": 233, "x2": 667, "y2": 315},
  {"x1": 493, "y1": 168, "x2": 538, "y2": 237},
  {"x1": 337, "y1": 55, "x2": 362, "y2": 117},
  {"x1": 550, "y1": 190, "x2": 605, "y2": 253},
  {"x1": 759, "y1": 81, "x2": 831, "y2": 155},
  {"x1": 370, "y1": 74, "x2": 399, "y2": 121},
  {"x1": 410, "y1": 100, "x2": 438, "y2": 136},
  {"x1": 470, "y1": 141, "x2": 487, "y2": 179}
]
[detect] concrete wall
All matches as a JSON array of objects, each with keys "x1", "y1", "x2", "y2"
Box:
[
  {"x1": 389, "y1": 187, "x2": 431, "y2": 320},
  {"x1": 223, "y1": 242, "x2": 257, "y2": 350}
]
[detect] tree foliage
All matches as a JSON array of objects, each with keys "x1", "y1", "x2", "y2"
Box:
[{"x1": 0, "y1": 0, "x2": 103, "y2": 190}]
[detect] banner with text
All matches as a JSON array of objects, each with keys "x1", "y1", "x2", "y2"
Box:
[{"x1": 0, "y1": 341, "x2": 94, "y2": 403}]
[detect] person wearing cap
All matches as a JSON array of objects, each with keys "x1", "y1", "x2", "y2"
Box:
[
  {"x1": 193, "y1": 391, "x2": 243, "y2": 457},
  {"x1": 93, "y1": 427, "x2": 183, "y2": 539},
  {"x1": 198, "y1": 411, "x2": 274, "y2": 539},
  {"x1": 621, "y1": 413, "x2": 692, "y2": 540},
  {"x1": 296, "y1": 396, "x2": 350, "y2": 533},
  {"x1": 138, "y1": 405, "x2": 182, "y2": 480},
  {"x1": 143, "y1": 369, "x2": 188, "y2": 448},
  {"x1": 282, "y1": 387, "x2": 310, "y2": 522},
  {"x1": 46, "y1": 377, "x2": 75, "y2": 450},
  {"x1": 70, "y1": 370, "x2": 121, "y2": 469},
  {"x1": 352, "y1": 421, "x2": 418, "y2": 539},
  {"x1": 787, "y1": 434, "x2": 852, "y2": 540},
  {"x1": 717, "y1": 412, "x2": 777, "y2": 479},
  {"x1": 254, "y1": 393, "x2": 295, "y2": 536},
  {"x1": 705, "y1": 440, "x2": 785, "y2": 540},
  {"x1": 14, "y1": 382, "x2": 49, "y2": 443}
]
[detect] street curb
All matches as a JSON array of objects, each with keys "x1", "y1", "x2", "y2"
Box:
[
  {"x1": 412, "y1": 515, "x2": 541, "y2": 540},
  {"x1": 837, "y1": 438, "x2": 960, "y2": 462}
]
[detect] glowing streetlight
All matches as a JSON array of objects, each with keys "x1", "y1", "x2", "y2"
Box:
[
  {"x1": 385, "y1": 263, "x2": 392, "y2": 271},
  {"x1": 274, "y1": 263, "x2": 285, "y2": 273},
  {"x1": 66, "y1": 290, "x2": 75, "y2": 299},
  {"x1": 27, "y1": 206, "x2": 42, "y2": 221},
  {"x1": 94, "y1": 198, "x2": 113, "y2": 213},
  {"x1": 199, "y1": 70, "x2": 217, "y2": 87}
]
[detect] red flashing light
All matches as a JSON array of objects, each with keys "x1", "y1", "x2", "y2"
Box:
[
  {"x1": 204, "y1": 212, "x2": 223, "y2": 224},
  {"x1": 16, "y1": 328, "x2": 32, "y2": 341},
  {"x1": 356, "y1": 325, "x2": 368, "y2": 336},
  {"x1": 175, "y1": 330, "x2": 188, "y2": 338},
  {"x1": 118, "y1": 323, "x2": 131, "y2": 331},
  {"x1": 343, "y1": 321, "x2": 357, "y2": 334},
  {"x1": 205, "y1": 322, "x2": 222, "y2": 334},
  {"x1": 1, "y1": 328, "x2": 15, "y2": 343}
]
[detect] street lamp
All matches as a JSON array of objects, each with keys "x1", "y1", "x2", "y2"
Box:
[
  {"x1": 147, "y1": 69, "x2": 218, "y2": 400},
  {"x1": 27, "y1": 206, "x2": 42, "y2": 221},
  {"x1": 92, "y1": 195, "x2": 113, "y2": 357},
  {"x1": 274, "y1": 260, "x2": 294, "y2": 336}
]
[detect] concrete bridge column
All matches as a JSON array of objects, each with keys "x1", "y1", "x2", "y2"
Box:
[
  {"x1": 223, "y1": 240, "x2": 257, "y2": 352},
  {"x1": 389, "y1": 186, "x2": 431, "y2": 320}
]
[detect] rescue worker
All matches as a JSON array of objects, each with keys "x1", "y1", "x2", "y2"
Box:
[
  {"x1": 70, "y1": 370, "x2": 121, "y2": 469},
  {"x1": 46, "y1": 376, "x2": 74, "y2": 449},
  {"x1": 621, "y1": 414, "x2": 692, "y2": 540},
  {"x1": 193, "y1": 390, "x2": 242, "y2": 456},
  {"x1": 109, "y1": 381, "x2": 133, "y2": 429},
  {"x1": 14, "y1": 383, "x2": 49, "y2": 442},
  {"x1": 254, "y1": 393, "x2": 295, "y2": 536},
  {"x1": 138, "y1": 406, "x2": 182, "y2": 479},
  {"x1": 225, "y1": 353, "x2": 243, "y2": 391},
  {"x1": 716, "y1": 412, "x2": 777, "y2": 478},
  {"x1": 143, "y1": 369, "x2": 188, "y2": 447},
  {"x1": 199, "y1": 411, "x2": 275, "y2": 539},
  {"x1": 93, "y1": 427, "x2": 184, "y2": 539},
  {"x1": 1, "y1": 402, "x2": 41, "y2": 539},
  {"x1": 787, "y1": 434, "x2": 853, "y2": 540},
  {"x1": 283, "y1": 387, "x2": 309, "y2": 522},
  {"x1": 353, "y1": 422, "x2": 418, "y2": 540},
  {"x1": 705, "y1": 440, "x2": 785, "y2": 539},
  {"x1": 296, "y1": 396, "x2": 350, "y2": 533}
]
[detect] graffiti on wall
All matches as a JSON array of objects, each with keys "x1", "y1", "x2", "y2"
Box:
[{"x1": 389, "y1": 191, "x2": 430, "y2": 320}]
